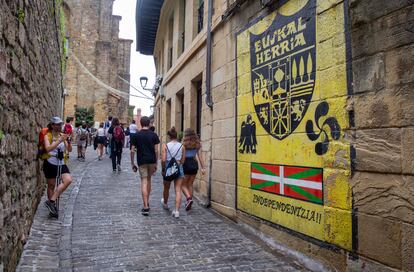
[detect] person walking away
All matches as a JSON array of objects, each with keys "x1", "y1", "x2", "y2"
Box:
[
  {"x1": 108, "y1": 118, "x2": 124, "y2": 172},
  {"x1": 96, "y1": 122, "x2": 106, "y2": 160},
  {"x1": 129, "y1": 120, "x2": 138, "y2": 135},
  {"x1": 76, "y1": 122, "x2": 88, "y2": 161},
  {"x1": 104, "y1": 116, "x2": 112, "y2": 155},
  {"x1": 130, "y1": 116, "x2": 160, "y2": 216},
  {"x1": 124, "y1": 126, "x2": 130, "y2": 148},
  {"x1": 161, "y1": 127, "x2": 186, "y2": 218},
  {"x1": 43, "y1": 117, "x2": 72, "y2": 218},
  {"x1": 63, "y1": 117, "x2": 73, "y2": 142},
  {"x1": 181, "y1": 128, "x2": 205, "y2": 210}
]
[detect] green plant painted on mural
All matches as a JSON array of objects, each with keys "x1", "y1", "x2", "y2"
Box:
[
  {"x1": 0, "y1": 130, "x2": 4, "y2": 141},
  {"x1": 17, "y1": 8, "x2": 25, "y2": 23}
]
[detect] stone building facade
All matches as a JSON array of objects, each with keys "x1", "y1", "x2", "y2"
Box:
[
  {"x1": 63, "y1": 0, "x2": 133, "y2": 124},
  {"x1": 137, "y1": 0, "x2": 414, "y2": 271},
  {"x1": 0, "y1": 1, "x2": 64, "y2": 271}
]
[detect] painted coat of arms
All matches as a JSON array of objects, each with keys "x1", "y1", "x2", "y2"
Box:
[{"x1": 250, "y1": 0, "x2": 316, "y2": 140}]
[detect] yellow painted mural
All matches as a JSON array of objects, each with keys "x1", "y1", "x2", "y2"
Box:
[{"x1": 236, "y1": 0, "x2": 352, "y2": 250}]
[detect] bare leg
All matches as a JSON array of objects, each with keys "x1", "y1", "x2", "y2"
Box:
[
  {"x1": 50, "y1": 174, "x2": 72, "y2": 201},
  {"x1": 98, "y1": 144, "x2": 103, "y2": 158},
  {"x1": 47, "y1": 179, "x2": 55, "y2": 200},
  {"x1": 182, "y1": 175, "x2": 191, "y2": 199},
  {"x1": 185, "y1": 175, "x2": 196, "y2": 198},
  {"x1": 141, "y1": 177, "x2": 150, "y2": 208},
  {"x1": 174, "y1": 178, "x2": 183, "y2": 211},
  {"x1": 147, "y1": 175, "x2": 152, "y2": 207}
]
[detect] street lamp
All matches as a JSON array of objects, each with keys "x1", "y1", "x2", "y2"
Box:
[{"x1": 140, "y1": 76, "x2": 148, "y2": 89}]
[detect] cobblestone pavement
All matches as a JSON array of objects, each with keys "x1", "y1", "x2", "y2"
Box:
[{"x1": 18, "y1": 147, "x2": 314, "y2": 271}]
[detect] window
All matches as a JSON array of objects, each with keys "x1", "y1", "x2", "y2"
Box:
[
  {"x1": 160, "y1": 40, "x2": 164, "y2": 74},
  {"x1": 178, "y1": 0, "x2": 186, "y2": 55},
  {"x1": 196, "y1": 80, "x2": 202, "y2": 137},
  {"x1": 168, "y1": 16, "x2": 174, "y2": 69},
  {"x1": 168, "y1": 47, "x2": 173, "y2": 69},
  {"x1": 176, "y1": 90, "x2": 184, "y2": 133},
  {"x1": 197, "y1": 0, "x2": 204, "y2": 34},
  {"x1": 166, "y1": 99, "x2": 171, "y2": 130}
]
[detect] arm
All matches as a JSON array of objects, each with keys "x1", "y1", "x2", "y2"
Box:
[
  {"x1": 155, "y1": 143, "x2": 160, "y2": 162},
  {"x1": 180, "y1": 145, "x2": 186, "y2": 165},
  {"x1": 130, "y1": 145, "x2": 137, "y2": 172},
  {"x1": 161, "y1": 144, "x2": 166, "y2": 171},
  {"x1": 197, "y1": 147, "x2": 206, "y2": 175},
  {"x1": 44, "y1": 133, "x2": 66, "y2": 152}
]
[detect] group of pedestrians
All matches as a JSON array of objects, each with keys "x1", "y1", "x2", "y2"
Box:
[
  {"x1": 130, "y1": 117, "x2": 205, "y2": 218},
  {"x1": 41, "y1": 115, "x2": 205, "y2": 219}
]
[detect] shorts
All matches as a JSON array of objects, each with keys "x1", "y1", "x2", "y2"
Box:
[
  {"x1": 183, "y1": 157, "x2": 199, "y2": 175},
  {"x1": 138, "y1": 164, "x2": 157, "y2": 178},
  {"x1": 77, "y1": 140, "x2": 86, "y2": 147},
  {"x1": 43, "y1": 160, "x2": 70, "y2": 179},
  {"x1": 97, "y1": 136, "x2": 106, "y2": 145}
]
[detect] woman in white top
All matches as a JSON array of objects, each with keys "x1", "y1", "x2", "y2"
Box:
[
  {"x1": 43, "y1": 117, "x2": 73, "y2": 218},
  {"x1": 96, "y1": 122, "x2": 106, "y2": 160},
  {"x1": 161, "y1": 127, "x2": 186, "y2": 218}
]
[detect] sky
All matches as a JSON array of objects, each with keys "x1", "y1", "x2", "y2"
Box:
[{"x1": 112, "y1": 0, "x2": 156, "y2": 117}]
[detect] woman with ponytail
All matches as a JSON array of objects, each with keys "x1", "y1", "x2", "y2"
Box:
[{"x1": 161, "y1": 127, "x2": 186, "y2": 218}]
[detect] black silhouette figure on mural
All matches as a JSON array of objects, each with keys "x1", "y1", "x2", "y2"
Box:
[
  {"x1": 239, "y1": 114, "x2": 257, "y2": 154},
  {"x1": 306, "y1": 101, "x2": 341, "y2": 155}
]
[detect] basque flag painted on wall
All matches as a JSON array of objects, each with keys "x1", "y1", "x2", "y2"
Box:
[{"x1": 250, "y1": 163, "x2": 323, "y2": 204}]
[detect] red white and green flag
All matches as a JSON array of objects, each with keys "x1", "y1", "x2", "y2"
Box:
[{"x1": 250, "y1": 163, "x2": 323, "y2": 204}]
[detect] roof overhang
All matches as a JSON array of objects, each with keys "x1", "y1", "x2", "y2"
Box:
[{"x1": 135, "y1": 0, "x2": 164, "y2": 55}]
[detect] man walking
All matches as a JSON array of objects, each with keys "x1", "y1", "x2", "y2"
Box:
[
  {"x1": 130, "y1": 116, "x2": 160, "y2": 216},
  {"x1": 104, "y1": 116, "x2": 112, "y2": 155}
]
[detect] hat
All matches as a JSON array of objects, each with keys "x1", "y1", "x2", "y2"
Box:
[{"x1": 50, "y1": 117, "x2": 63, "y2": 124}]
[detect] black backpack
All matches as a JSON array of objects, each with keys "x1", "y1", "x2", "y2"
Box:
[{"x1": 163, "y1": 144, "x2": 182, "y2": 181}]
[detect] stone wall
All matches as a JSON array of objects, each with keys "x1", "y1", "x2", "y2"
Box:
[
  {"x1": 349, "y1": 0, "x2": 414, "y2": 270},
  {"x1": 63, "y1": 0, "x2": 132, "y2": 124},
  {"x1": 151, "y1": 0, "x2": 414, "y2": 270},
  {"x1": 0, "y1": 0, "x2": 64, "y2": 271}
]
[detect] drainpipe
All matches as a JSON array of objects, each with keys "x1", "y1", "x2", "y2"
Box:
[
  {"x1": 205, "y1": 0, "x2": 213, "y2": 207},
  {"x1": 205, "y1": 0, "x2": 213, "y2": 109}
]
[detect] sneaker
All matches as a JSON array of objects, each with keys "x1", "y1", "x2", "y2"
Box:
[
  {"x1": 172, "y1": 210, "x2": 179, "y2": 218},
  {"x1": 117, "y1": 164, "x2": 121, "y2": 171},
  {"x1": 161, "y1": 198, "x2": 169, "y2": 210},
  {"x1": 141, "y1": 208, "x2": 149, "y2": 216},
  {"x1": 45, "y1": 200, "x2": 58, "y2": 216},
  {"x1": 185, "y1": 198, "x2": 193, "y2": 211}
]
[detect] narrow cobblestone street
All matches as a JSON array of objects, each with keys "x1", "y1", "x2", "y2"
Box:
[{"x1": 17, "y1": 147, "x2": 314, "y2": 271}]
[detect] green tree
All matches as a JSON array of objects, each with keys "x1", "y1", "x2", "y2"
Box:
[{"x1": 74, "y1": 107, "x2": 94, "y2": 127}]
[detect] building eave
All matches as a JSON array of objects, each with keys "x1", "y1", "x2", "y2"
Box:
[{"x1": 135, "y1": 0, "x2": 164, "y2": 55}]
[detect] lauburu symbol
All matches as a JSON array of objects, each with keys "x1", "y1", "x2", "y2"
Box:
[{"x1": 306, "y1": 101, "x2": 341, "y2": 155}]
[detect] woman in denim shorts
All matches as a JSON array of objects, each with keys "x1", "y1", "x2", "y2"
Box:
[{"x1": 161, "y1": 127, "x2": 186, "y2": 218}]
